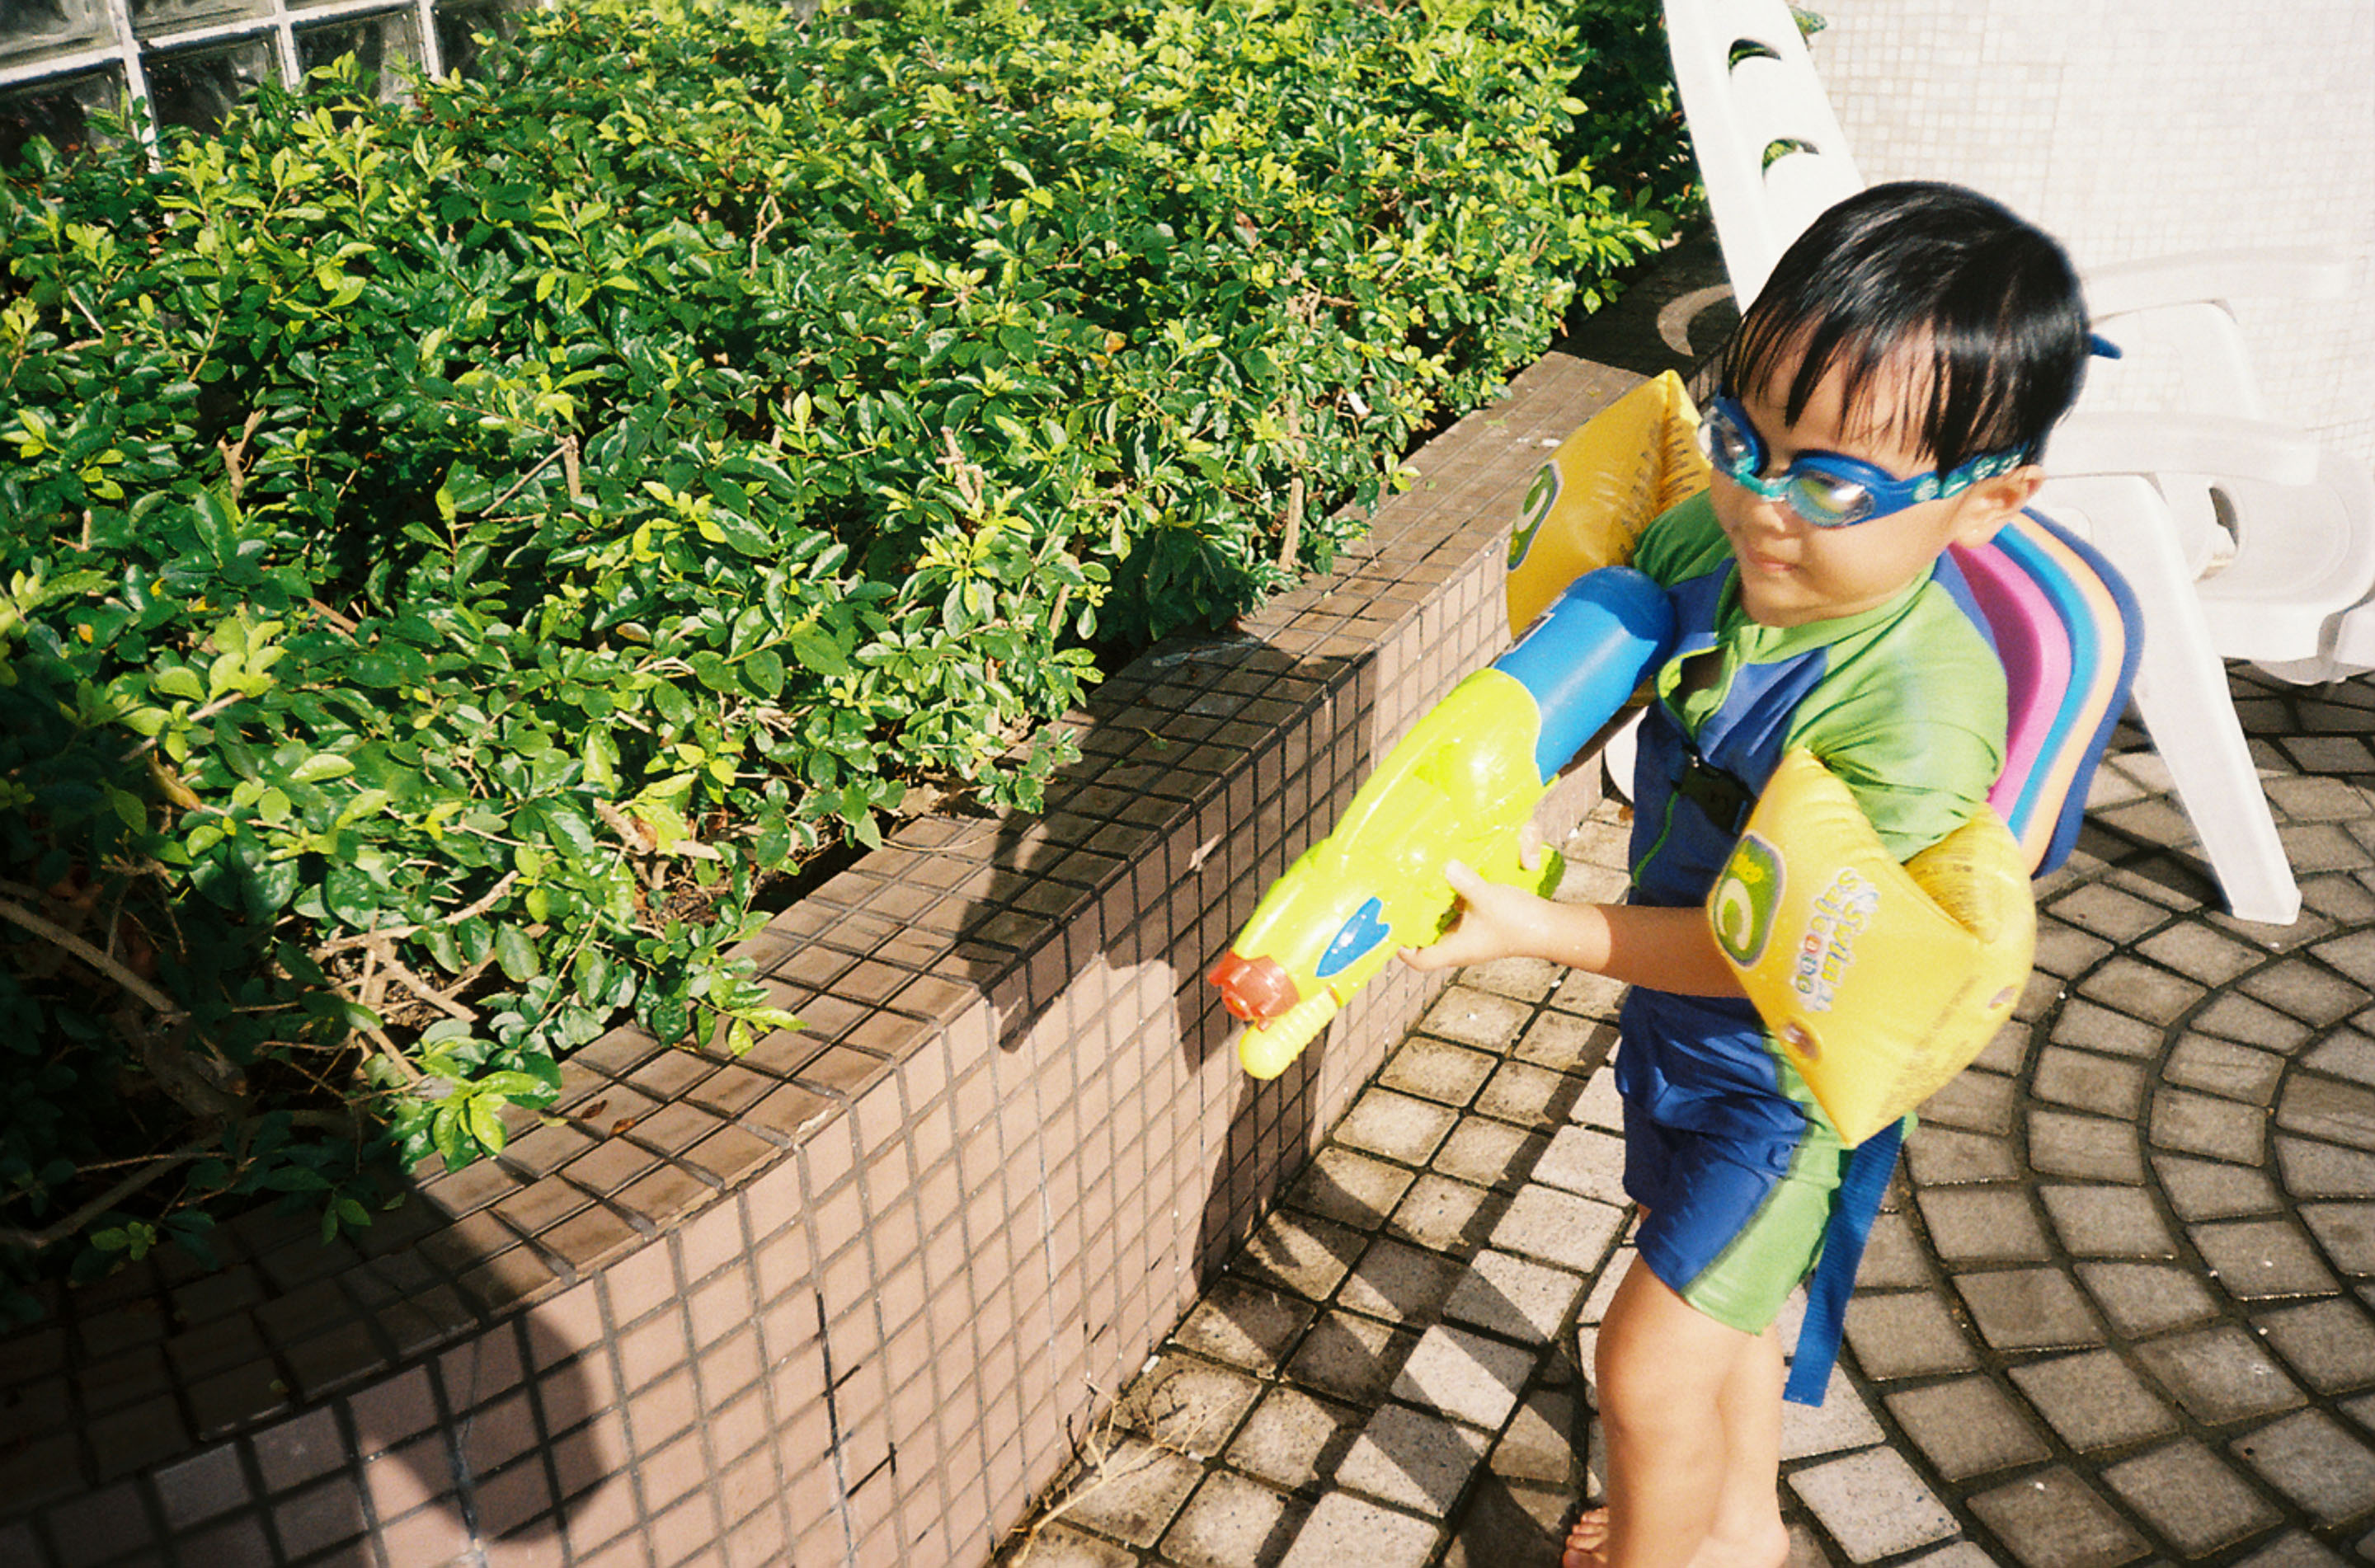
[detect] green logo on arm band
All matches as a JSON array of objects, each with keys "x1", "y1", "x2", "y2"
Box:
[{"x1": 1710, "y1": 832, "x2": 1784, "y2": 966}]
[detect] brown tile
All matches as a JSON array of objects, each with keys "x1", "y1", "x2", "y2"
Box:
[
  {"x1": 460, "y1": 1387, "x2": 542, "y2": 1476},
  {"x1": 85, "y1": 1395, "x2": 193, "y2": 1482},
  {"x1": 266, "y1": 1473, "x2": 366, "y2": 1559},
  {"x1": 79, "y1": 1343, "x2": 171, "y2": 1415},
  {"x1": 496, "y1": 1124, "x2": 600, "y2": 1188},
  {"x1": 618, "y1": 1310, "x2": 692, "y2": 1397},
  {"x1": 753, "y1": 1223, "x2": 815, "y2": 1308},
  {"x1": 750, "y1": 1082, "x2": 832, "y2": 1143},
  {"x1": 801, "y1": 1119, "x2": 859, "y2": 1194},
  {"x1": 625, "y1": 1045, "x2": 717, "y2": 1100},
  {"x1": 877, "y1": 1261, "x2": 926, "y2": 1340},
  {"x1": 683, "y1": 1063, "x2": 778, "y2": 1119},
  {"x1": 187, "y1": 1355, "x2": 291, "y2": 1439},
  {"x1": 725, "y1": 1500, "x2": 789, "y2": 1567},
  {"x1": 163, "y1": 1264, "x2": 266, "y2": 1329},
  {"x1": 868, "y1": 1200, "x2": 920, "y2": 1280},
  {"x1": 453, "y1": 1245, "x2": 562, "y2": 1322},
  {"x1": 547, "y1": 1408, "x2": 629, "y2": 1507},
  {"x1": 842, "y1": 1010, "x2": 927, "y2": 1059},
  {"x1": 439, "y1": 1318, "x2": 528, "y2": 1410},
  {"x1": 770, "y1": 1335, "x2": 830, "y2": 1426},
  {"x1": 614, "y1": 1163, "x2": 715, "y2": 1230},
  {"x1": 710, "y1": 1381, "x2": 774, "y2": 1467},
  {"x1": 256, "y1": 1403, "x2": 347, "y2": 1494},
  {"x1": 350, "y1": 1365, "x2": 440, "y2": 1455},
  {"x1": 417, "y1": 1155, "x2": 520, "y2": 1220},
  {"x1": 378, "y1": 1289, "x2": 477, "y2": 1361},
  {"x1": 812, "y1": 1182, "x2": 866, "y2": 1261},
  {"x1": 675, "y1": 1199, "x2": 747, "y2": 1289},
  {"x1": 854, "y1": 1075, "x2": 908, "y2": 1157},
  {"x1": 628, "y1": 1367, "x2": 703, "y2": 1453},
  {"x1": 617, "y1": 1102, "x2": 717, "y2": 1164},
  {"x1": 554, "y1": 1448, "x2": 640, "y2": 1555},
  {"x1": 637, "y1": 1426, "x2": 710, "y2": 1514},
  {"x1": 474, "y1": 1452, "x2": 559, "y2": 1541},
  {"x1": 171, "y1": 1509, "x2": 278, "y2": 1568},
  {"x1": 689, "y1": 1270, "x2": 755, "y2": 1351},
  {"x1": 600, "y1": 1234, "x2": 681, "y2": 1327},
  {"x1": 562, "y1": 1140, "x2": 663, "y2": 1205},
  {"x1": 492, "y1": 1175, "x2": 595, "y2": 1241},
  {"x1": 254, "y1": 1275, "x2": 364, "y2": 1349}
]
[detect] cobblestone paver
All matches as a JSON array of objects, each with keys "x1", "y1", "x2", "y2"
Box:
[{"x1": 998, "y1": 670, "x2": 2375, "y2": 1567}]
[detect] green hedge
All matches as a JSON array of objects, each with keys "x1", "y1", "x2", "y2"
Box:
[{"x1": 0, "y1": 0, "x2": 1684, "y2": 1306}]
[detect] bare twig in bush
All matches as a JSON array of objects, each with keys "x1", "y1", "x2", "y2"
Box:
[
  {"x1": 378, "y1": 953, "x2": 475, "y2": 1021},
  {"x1": 115, "y1": 691, "x2": 247, "y2": 765},
  {"x1": 320, "y1": 969, "x2": 425, "y2": 1085},
  {"x1": 0, "y1": 1145, "x2": 208, "y2": 1251},
  {"x1": 216, "y1": 409, "x2": 267, "y2": 500},
  {"x1": 1279, "y1": 404, "x2": 1307, "y2": 569},
  {"x1": 487, "y1": 437, "x2": 582, "y2": 514},
  {"x1": 313, "y1": 871, "x2": 520, "y2": 955},
  {"x1": 0, "y1": 894, "x2": 183, "y2": 1021},
  {"x1": 139, "y1": 1030, "x2": 248, "y2": 1122},
  {"x1": 750, "y1": 192, "x2": 784, "y2": 275}
]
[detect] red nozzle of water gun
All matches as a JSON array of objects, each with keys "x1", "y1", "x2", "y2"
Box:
[{"x1": 1209, "y1": 951, "x2": 1300, "y2": 1023}]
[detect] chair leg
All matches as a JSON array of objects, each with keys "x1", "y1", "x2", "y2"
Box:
[
  {"x1": 2128, "y1": 664, "x2": 2302, "y2": 925},
  {"x1": 2043, "y1": 480, "x2": 2302, "y2": 925}
]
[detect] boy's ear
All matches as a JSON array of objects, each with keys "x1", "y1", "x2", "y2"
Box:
[{"x1": 1948, "y1": 466, "x2": 2046, "y2": 547}]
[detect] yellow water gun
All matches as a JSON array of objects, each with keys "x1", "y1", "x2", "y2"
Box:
[{"x1": 1210, "y1": 566, "x2": 1675, "y2": 1077}]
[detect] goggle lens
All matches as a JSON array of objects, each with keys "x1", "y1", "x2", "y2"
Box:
[{"x1": 1695, "y1": 395, "x2": 2015, "y2": 530}]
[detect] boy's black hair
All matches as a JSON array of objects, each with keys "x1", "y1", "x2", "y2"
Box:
[{"x1": 1724, "y1": 181, "x2": 2091, "y2": 468}]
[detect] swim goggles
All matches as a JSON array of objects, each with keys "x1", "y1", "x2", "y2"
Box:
[{"x1": 1698, "y1": 393, "x2": 2027, "y2": 529}]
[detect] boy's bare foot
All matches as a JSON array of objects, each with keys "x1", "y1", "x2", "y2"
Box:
[
  {"x1": 1562, "y1": 1509, "x2": 1610, "y2": 1568},
  {"x1": 1561, "y1": 1507, "x2": 1790, "y2": 1568}
]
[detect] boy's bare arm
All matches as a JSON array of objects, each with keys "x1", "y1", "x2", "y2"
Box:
[{"x1": 1399, "y1": 860, "x2": 1746, "y2": 998}]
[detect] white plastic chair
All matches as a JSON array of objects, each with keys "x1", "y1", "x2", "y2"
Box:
[{"x1": 1663, "y1": 0, "x2": 2375, "y2": 924}]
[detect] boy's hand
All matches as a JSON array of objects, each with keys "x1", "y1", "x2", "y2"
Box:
[{"x1": 1399, "y1": 859, "x2": 1557, "y2": 972}]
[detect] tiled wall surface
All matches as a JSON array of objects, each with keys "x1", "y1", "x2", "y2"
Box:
[
  {"x1": 0, "y1": 353, "x2": 1638, "y2": 1568},
  {"x1": 1808, "y1": 0, "x2": 2375, "y2": 466}
]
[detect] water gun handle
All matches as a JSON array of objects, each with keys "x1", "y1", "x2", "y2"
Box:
[{"x1": 1211, "y1": 567, "x2": 1676, "y2": 1077}]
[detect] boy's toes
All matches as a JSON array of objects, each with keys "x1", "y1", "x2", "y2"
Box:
[{"x1": 1562, "y1": 1508, "x2": 1611, "y2": 1568}]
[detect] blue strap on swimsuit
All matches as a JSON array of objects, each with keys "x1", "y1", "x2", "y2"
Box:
[{"x1": 1783, "y1": 1117, "x2": 1907, "y2": 1406}]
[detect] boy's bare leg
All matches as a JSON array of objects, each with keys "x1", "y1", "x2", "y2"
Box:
[{"x1": 1563, "y1": 1265, "x2": 1789, "y2": 1568}]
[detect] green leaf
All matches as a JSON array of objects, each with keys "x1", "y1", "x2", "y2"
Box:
[
  {"x1": 153, "y1": 666, "x2": 205, "y2": 702},
  {"x1": 739, "y1": 648, "x2": 785, "y2": 697},
  {"x1": 789, "y1": 631, "x2": 849, "y2": 678},
  {"x1": 493, "y1": 924, "x2": 541, "y2": 983},
  {"x1": 464, "y1": 1093, "x2": 508, "y2": 1155}
]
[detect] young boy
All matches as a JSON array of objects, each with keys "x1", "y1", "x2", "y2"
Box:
[{"x1": 1404, "y1": 181, "x2": 2093, "y2": 1568}]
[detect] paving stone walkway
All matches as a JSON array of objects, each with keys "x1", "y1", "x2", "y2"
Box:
[{"x1": 996, "y1": 667, "x2": 2375, "y2": 1568}]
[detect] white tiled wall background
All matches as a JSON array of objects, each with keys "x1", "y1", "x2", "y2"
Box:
[{"x1": 1808, "y1": 0, "x2": 2375, "y2": 466}]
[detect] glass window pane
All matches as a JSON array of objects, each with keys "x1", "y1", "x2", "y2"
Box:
[
  {"x1": 142, "y1": 33, "x2": 274, "y2": 137},
  {"x1": 131, "y1": 0, "x2": 274, "y2": 45},
  {"x1": 1, "y1": 0, "x2": 115, "y2": 69},
  {"x1": 294, "y1": 8, "x2": 416, "y2": 96},
  {"x1": 430, "y1": 0, "x2": 520, "y2": 82},
  {"x1": 0, "y1": 64, "x2": 125, "y2": 167}
]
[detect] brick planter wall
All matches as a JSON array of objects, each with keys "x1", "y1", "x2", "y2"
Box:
[{"x1": 0, "y1": 353, "x2": 1640, "y2": 1568}]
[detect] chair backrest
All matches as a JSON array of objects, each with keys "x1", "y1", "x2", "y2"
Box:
[
  {"x1": 1664, "y1": 0, "x2": 1865, "y2": 309},
  {"x1": 1949, "y1": 512, "x2": 2144, "y2": 875}
]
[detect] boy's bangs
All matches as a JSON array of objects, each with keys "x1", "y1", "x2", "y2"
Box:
[
  {"x1": 1719, "y1": 182, "x2": 2090, "y2": 470},
  {"x1": 1727, "y1": 298, "x2": 2036, "y2": 471}
]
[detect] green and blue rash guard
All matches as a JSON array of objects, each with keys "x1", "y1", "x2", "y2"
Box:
[{"x1": 1615, "y1": 491, "x2": 2007, "y2": 1334}]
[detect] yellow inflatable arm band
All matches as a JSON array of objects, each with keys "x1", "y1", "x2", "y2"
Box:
[
  {"x1": 1706, "y1": 750, "x2": 2037, "y2": 1148},
  {"x1": 1505, "y1": 369, "x2": 1712, "y2": 636}
]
